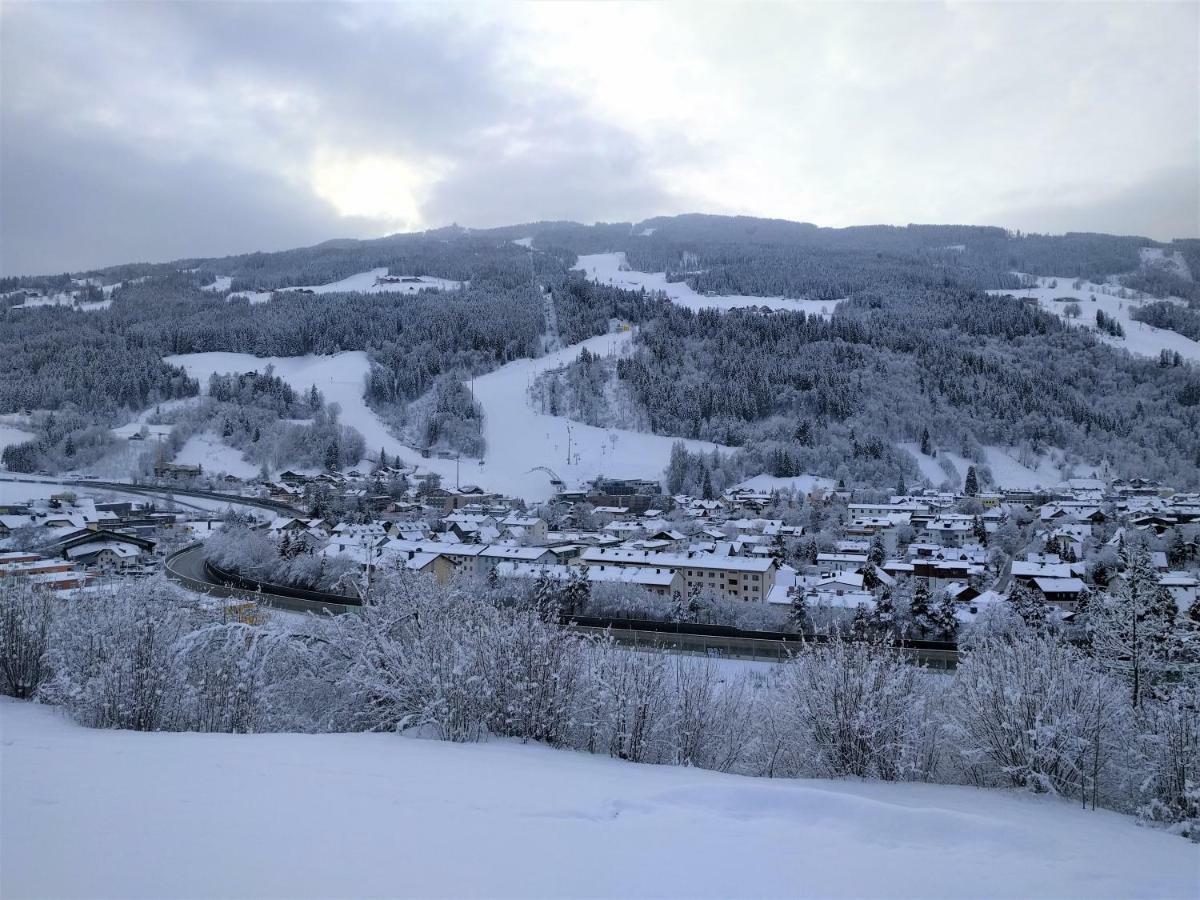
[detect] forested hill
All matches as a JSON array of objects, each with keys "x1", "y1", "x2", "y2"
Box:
[{"x1": 2, "y1": 214, "x2": 1197, "y2": 485}]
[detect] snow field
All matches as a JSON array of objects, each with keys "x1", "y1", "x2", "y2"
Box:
[
  {"x1": 2, "y1": 699, "x2": 1194, "y2": 900},
  {"x1": 575, "y1": 252, "x2": 842, "y2": 316},
  {"x1": 899, "y1": 443, "x2": 1068, "y2": 491},
  {"x1": 990, "y1": 275, "x2": 1200, "y2": 364},
  {"x1": 212, "y1": 269, "x2": 462, "y2": 304},
  {"x1": 172, "y1": 432, "x2": 260, "y2": 479},
  {"x1": 167, "y1": 334, "x2": 731, "y2": 502}
]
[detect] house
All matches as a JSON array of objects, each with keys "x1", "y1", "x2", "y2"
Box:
[
  {"x1": 493, "y1": 561, "x2": 686, "y2": 598},
  {"x1": 154, "y1": 462, "x2": 202, "y2": 480},
  {"x1": 1160, "y1": 572, "x2": 1199, "y2": 611},
  {"x1": 815, "y1": 552, "x2": 868, "y2": 574},
  {"x1": 578, "y1": 547, "x2": 776, "y2": 603},
  {"x1": 1032, "y1": 577, "x2": 1087, "y2": 607},
  {"x1": 53, "y1": 529, "x2": 156, "y2": 570}
]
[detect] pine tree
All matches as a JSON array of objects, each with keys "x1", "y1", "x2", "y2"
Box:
[
  {"x1": 701, "y1": 468, "x2": 714, "y2": 501},
  {"x1": 532, "y1": 570, "x2": 559, "y2": 617},
  {"x1": 870, "y1": 587, "x2": 896, "y2": 636},
  {"x1": 910, "y1": 579, "x2": 933, "y2": 635},
  {"x1": 788, "y1": 588, "x2": 809, "y2": 633},
  {"x1": 324, "y1": 441, "x2": 340, "y2": 471},
  {"x1": 868, "y1": 533, "x2": 886, "y2": 566},
  {"x1": 920, "y1": 427, "x2": 932, "y2": 456},
  {"x1": 850, "y1": 603, "x2": 871, "y2": 640},
  {"x1": 972, "y1": 515, "x2": 988, "y2": 546},
  {"x1": 1008, "y1": 580, "x2": 1048, "y2": 630},
  {"x1": 861, "y1": 562, "x2": 881, "y2": 592},
  {"x1": 562, "y1": 565, "x2": 591, "y2": 616},
  {"x1": 930, "y1": 590, "x2": 959, "y2": 639},
  {"x1": 666, "y1": 441, "x2": 688, "y2": 495},
  {"x1": 1166, "y1": 529, "x2": 1188, "y2": 568},
  {"x1": 1089, "y1": 544, "x2": 1177, "y2": 707},
  {"x1": 964, "y1": 465, "x2": 978, "y2": 496}
]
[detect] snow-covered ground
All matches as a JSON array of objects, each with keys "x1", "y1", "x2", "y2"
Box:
[
  {"x1": 575, "y1": 252, "x2": 841, "y2": 316},
  {"x1": 512, "y1": 236, "x2": 534, "y2": 248},
  {"x1": 733, "y1": 473, "x2": 836, "y2": 495},
  {"x1": 6, "y1": 292, "x2": 112, "y2": 312},
  {"x1": 283, "y1": 267, "x2": 462, "y2": 296},
  {"x1": 167, "y1": 334, "x2": 729, "y2": 502},
  {"x1": 2, "y1": 699, "x2": 1193, "y2": 900},
  {"x1": 899, "y1": 443, "x2": 1069, "y2": 491},
  {"x1": 0, "y1": 423, "x2": 34, "y2": 459},
  {"x1": 228, "y1": 288, "x2": 274, "y2": 304},
  {"x1": 1139, "y1": 247, "x2": 1192, "y2": 280},
  {"x1": 990, "y1": 275, "x2": 1200, "y2": 364},
  {"x1": 173, "y1": 432, "x2": 260, "y2": 479},
  {"x1": 215, "y1": 269, "x2": 461, "y2": 304},
  {"x1": 110, "y1": 396, "x2": 198, "y2": 440},
  {"x1": 200, "y1": 275, "x2": 232, "y2": 292}
]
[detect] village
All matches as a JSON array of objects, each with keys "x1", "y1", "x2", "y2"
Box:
[{"x1": 4, "y1": 461, "x2": 1198, "y2": 642}]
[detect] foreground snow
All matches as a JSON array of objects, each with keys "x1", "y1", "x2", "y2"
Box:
[
  {"x1": 166, "y1": 335, "x2": 728, "y2": 501},
  {"x1": 575, "y1": 252, "x2": 841, "y2": 316},
  {"x1": 1, "y1": 700, "x2": 1192, "y2": 900}
]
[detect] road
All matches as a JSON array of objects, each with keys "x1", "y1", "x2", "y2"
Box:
[
  {"x1": 164, "y1": 543, "x2": 356, "y2": 615},
  {"x1": 0, "y1": 475, "x2": 296, "y2": 516}
]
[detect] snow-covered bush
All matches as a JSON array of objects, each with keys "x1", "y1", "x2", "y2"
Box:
[
  {"x1": 42, "y1": 579, "x2": 198, "y2": 731},
  {"x1": 949, "y1": 626, "x2": 1127, "y2": 802},
  {"x1": 772, "y1": 637, "x2": 943, "y2": 780},
  {"x1": 0, "y1": 578, "x2": 54, "y2": 699}
]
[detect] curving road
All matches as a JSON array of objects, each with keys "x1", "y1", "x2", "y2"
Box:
[{"x1": 165, "y1": 543, "x2": 356, "y2": 616}]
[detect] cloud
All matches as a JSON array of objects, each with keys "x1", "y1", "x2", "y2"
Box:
[
  {"x1": 991, "y1": 165, "x2": 1200, "y2": 242},
  {"x1": 1, "y1": 1, "x2": 1196, "y2": 274}
]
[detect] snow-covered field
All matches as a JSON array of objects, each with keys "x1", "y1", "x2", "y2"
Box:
[
  {"x1": 0, "y1": 423, "x2": 34, "y2": 459},
  {"x1": 200, "y1": 275, "x2": 232, "y2": 292},
  {"x1": 6, "y1": 292, "x2": 111, "y2": 312},
  {"x1": 899, "y1": 443, "x2": 1069, "y2": 491},
  {"x1": 173, "y1": 432, "x2": 259, "y2": 479},
  {"x1": 167, "y1": 334, "x2": 729, "y2": 501},
  {"x1": 111, "y1": 397, "x2": 198, "y2": 440},
  {"x1": 733, "y1": 473, "x2": 836, "y2": 495},
  {"x1": 282, "y1": 267, "x2": 462, "y2": 296},
  {"x1": 990, "y1": 275, "x2": 1200, "y2": 364},
  {"x1": 213, "y1": 269, "x2": 462, "y2": 304},
  {"x1": 1, "y1": 700, "x2": 1192, "y2": 900},
  {"x1": 575, "y1": 252, "x2": 841, "y2": 316}
]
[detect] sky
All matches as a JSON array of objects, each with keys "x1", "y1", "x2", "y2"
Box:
[{"x1": 2, "y1": 1, "x2": 1197, "y2": 275}]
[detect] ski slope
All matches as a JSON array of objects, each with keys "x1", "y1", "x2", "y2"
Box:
[
  {"x1": 575, "y1": 252, "x2": 841, "y2": 316},
  {"x1": 214, "y1": 269, "x2": 462, "y2": 303},
  {"x1": 990, "y1": 275, "x2": 1200, "y2": 364},
  {"x1": 173, "y1": 432, "x2": 260, "y2": 479},
  {"x1": 899, "y1": 443, "x2": 1068, "y2": 491},
  {"x1": 282, "y1": 267, "x2": 461, "y2": 295},
  {"x1": 3, "y1": 699, "x2": 1193, "y2": 900},
  {"x1": 733, "y1": 473, "x2": 837, "y2": 494},
  {"x1": 166, "y1": 334, "x2": 728, "y2": 501}
]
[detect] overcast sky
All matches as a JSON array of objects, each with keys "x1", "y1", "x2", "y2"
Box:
[{"x1": 2, "y1": 1, "x2": 1197, "y2": 275}]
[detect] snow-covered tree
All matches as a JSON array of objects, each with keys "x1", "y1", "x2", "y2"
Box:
[{"x1": 1090, "y1": 545, "x2": 1179, "y2": 707}]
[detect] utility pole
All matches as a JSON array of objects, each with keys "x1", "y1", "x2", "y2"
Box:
[{"x1": 565, "y1": 423, "x2": 572, "y2": 467}]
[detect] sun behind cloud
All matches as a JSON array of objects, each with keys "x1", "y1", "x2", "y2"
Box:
[{"x1": 309, "y1": 149, "x2": 445, "y2": 231}]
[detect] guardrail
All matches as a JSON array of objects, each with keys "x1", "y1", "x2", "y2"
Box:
[
  {"x1": 164, "y1": 544, "x2": 358, "y2": 616},
  {"x1": 165, "y1": 545, "x2": 960, "y2": 665}
]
